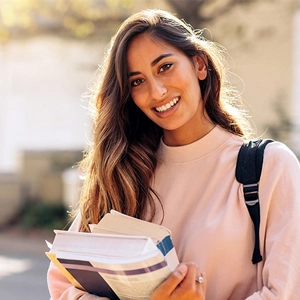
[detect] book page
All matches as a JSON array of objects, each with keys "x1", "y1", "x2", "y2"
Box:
[
  {"x1": 51, "y1": 231, "x2": 158, "y2": 258},
  {"x1": 94, "y1": 211, "x2": 171, "y2": 242},
  {"x1": 90, "y1": 212, "x2": 179, "y2": 270}
]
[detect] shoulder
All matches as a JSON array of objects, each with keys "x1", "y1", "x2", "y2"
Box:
[
  {"x1": 264, "y1": 141, "x2": 299, "y2": 169},
  {"x1": 259, "y1": 141, "x2": 300, "y2": 213},
  {"x1": 261, "y1": 141, "x2": 300, "y2": 186}
]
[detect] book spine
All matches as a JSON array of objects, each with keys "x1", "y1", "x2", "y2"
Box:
[
  {"x1": 58, "y1": 258, "x2": 119, "y2": 300},
  {"x1": 45, "y1": 252, "x2": 85, "y2": 291}
]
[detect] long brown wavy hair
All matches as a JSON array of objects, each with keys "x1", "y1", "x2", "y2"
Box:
[{"x1": 77, "y1": 9, "x2": 252, "y2": 231}]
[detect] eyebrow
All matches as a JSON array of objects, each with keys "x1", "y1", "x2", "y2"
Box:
[
  {"x1": 128, "y1": 53, "x2": 174, "y2": 78},
  {"x1": 151, "y1": 53, "x2": 173, "y2": 67}
]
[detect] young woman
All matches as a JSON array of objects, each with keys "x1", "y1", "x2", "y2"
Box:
[{"x1": 47, "y1": 9, "x2": 300, "y2": 300}]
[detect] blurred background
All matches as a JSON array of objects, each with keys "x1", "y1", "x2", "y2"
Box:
[{"x1": 0, "y1": 0, "x2": 299, "y2": 298}]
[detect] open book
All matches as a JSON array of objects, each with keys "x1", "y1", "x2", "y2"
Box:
[{"x1": 46, "y1": 210, "x2": 179, "y2": 300}]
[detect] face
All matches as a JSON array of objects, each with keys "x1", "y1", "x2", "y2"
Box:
[{"x1": 126, "y1": 33, "x2": 211, "y2": 146}]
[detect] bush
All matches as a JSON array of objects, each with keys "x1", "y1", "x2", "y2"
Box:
[{"x1": 20, "y1": 202, "x2": 69, "y2": 230}]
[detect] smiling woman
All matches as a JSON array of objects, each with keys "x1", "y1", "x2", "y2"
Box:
[
  {"x1": 126, "y1": 33, "x2": 213, "y2": 146},
  {"x1": 47, "y1": 8, "x2": 300, "y2": 300}
]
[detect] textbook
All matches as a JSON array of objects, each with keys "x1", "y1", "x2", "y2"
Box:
[{"x1": 46, "y1": 210, "x2": 179, "y2": 300}]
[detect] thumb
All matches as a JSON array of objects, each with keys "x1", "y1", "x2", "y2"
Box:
[{"x1": 152, "y1": 264, "x2": 188, "y2": 298}]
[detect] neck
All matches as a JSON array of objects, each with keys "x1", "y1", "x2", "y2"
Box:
[{"x1": 163, "y1": 119, "x2": 216, "y2": 147}]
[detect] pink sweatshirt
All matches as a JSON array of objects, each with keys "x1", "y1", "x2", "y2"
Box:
[{"x1": 47, "y1": 126, "x2": 300, "y2": 299}]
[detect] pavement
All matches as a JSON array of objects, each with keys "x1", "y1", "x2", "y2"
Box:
[{"x1": 0, "y1": 226, "x2": 55, "y2": 299}]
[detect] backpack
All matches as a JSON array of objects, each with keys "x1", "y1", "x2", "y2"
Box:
[{"x1": 235, "y1": 139, "x2": 274, "y2": 264}]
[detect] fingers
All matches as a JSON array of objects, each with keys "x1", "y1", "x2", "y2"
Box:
[
  {"x1": 151, "y1": 264, "x2": 188, "y2": 299},
  {"x1": 195, "y1": 271, "x2": 206, "y2": 297},
  {"x1": 178, "y1": 263, "x2": 206, "y2": 300},
  {"x1": 178, "y1": 262, "x2": 198, "y2": 289},
  {"x1": 196, "y1": 271, "x2": 206, "y2": 285},
  {"x1": 151, "y1": 263, "x2": 207, "y2": 300}
]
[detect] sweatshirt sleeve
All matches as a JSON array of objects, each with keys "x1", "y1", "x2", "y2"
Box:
[
  {"x1": 246, "y1": 142, "x2": 300, "y2": 299},
  {"x1": 47, "y1": 215, "x2": 109, "y2": 300}
]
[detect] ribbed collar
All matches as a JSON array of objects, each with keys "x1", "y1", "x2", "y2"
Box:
[{"x1": 156, "y1": 126, "x2": 234, "y2": 164}]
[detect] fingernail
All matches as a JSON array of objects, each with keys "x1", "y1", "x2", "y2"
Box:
[{"x1": 177, "y1": 264, "x2": 187, "y2": 275}]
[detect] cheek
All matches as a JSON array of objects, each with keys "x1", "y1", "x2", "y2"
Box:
[
  {"x1": 132, "y1": 98, "x2": 150, "y2": 119},
  {"x1": 131, "y1": 94, "x2": 155, "y2": 120},
  {"x1": 131, "y1": 95, "x2": 142, "y2": 111},
  {"x1": 131, "y1": 90, "x2": 147, "y2": 110}
]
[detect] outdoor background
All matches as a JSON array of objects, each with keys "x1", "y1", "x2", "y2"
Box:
[{"x1": 0, "y1": 0, "x2": 299, "y2": 299}]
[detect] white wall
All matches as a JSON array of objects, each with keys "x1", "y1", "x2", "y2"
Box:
[
  {"x1": 0, "y1": 36, "x2": 106, "y2": 172},
  {"x1": 207, "y1": 1, "x2": 294, "y2": 138},
  {"x1": 292, "y1": 8, "x2": 300, "y2": 154}
]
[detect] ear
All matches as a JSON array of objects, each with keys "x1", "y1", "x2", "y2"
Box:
[{"x1": 193, "y1": 55, "x2": 208, "y2": 81}]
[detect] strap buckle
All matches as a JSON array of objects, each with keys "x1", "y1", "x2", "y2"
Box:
[{"x1": 243, "y1": 183, "x2": 259, "y2": 205}]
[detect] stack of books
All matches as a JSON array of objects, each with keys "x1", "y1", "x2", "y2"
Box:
[{"x1": 46, "y1": 210, "x2": 179, "y2": 300}]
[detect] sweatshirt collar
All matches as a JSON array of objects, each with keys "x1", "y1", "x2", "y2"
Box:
[{"x1": 156, "y1": 126, "x2": 234, "y2": 163}]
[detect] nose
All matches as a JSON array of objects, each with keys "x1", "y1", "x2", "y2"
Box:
[{"x1": 150, "y1": 77, "x2": 167, "y2": 100}]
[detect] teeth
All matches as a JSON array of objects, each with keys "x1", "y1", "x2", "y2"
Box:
[{"x1": 155, "y1": 97, "x2": 179, "y2": 112}]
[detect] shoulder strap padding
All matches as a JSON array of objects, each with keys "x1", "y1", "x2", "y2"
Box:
[
  {"x1": 236, "y1": 139, "x2": 274, "y2": 184},
  {"x1": 235, "y1": 138, "x2": 274, "y2": 264}
]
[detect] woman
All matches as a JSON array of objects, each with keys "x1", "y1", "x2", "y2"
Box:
[{"x1": 47, "y1": 9, "x2": 300, "y2": 300}]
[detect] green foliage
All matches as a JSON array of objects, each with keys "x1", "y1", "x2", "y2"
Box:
[
  {"x1": 0, "y1": 0, "x2": 135, "y2": 41},
  {"x1": 20, "y1": 202, "x2": 69, "y2": 230}
]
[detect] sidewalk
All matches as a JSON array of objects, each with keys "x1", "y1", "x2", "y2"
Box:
[{"x1": 0, "y1": 226, "x2": 55, "y2": 299}]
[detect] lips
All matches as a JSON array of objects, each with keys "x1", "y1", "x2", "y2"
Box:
[{"x1": 154, "y1": 97, "x2": 180, "y2": 112}]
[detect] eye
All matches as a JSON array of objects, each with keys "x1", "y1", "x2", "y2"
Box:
[
  {"x1": 159, "y1": 63, "x2": 172, "y2": 73},
  {"x1": 131, "y1": 78, "x2": 144, "y2": 87}
]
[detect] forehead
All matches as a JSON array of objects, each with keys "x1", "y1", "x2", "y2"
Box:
[
  {"x1": 128, "y1": 33, "x2": 171, "y2": 52},
  {"x1": 126, "y1": 34, "x2": 181, "y2": 68}
]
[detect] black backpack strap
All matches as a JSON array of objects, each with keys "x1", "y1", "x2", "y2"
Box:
[{"x1": 236, "y1": 138, "x2": 274, "y2": 264}]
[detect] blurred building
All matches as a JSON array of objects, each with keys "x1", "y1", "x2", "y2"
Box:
[{"x1": 0, "y1": 0, "x2": 171, "y2": 225}]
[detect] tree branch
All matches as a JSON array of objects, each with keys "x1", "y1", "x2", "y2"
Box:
[
  {"x1": 167, "y1": 0, "x2": 206, "y2": 27},
  {"x1": 202, "y1": 0, "x2": 256, "y2": 22},
  {"x1": 166, "y1": 0, "x2": 257, "y2": 27}
]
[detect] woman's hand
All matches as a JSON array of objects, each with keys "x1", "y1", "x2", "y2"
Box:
[{"x1": 151, "y1": 263, "x2": 206, "y2": 300}]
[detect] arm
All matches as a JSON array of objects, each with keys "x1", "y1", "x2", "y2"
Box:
[
  {"x1": 246, "y1": 142, "x2": 300, "y2": 299},
  {"x1": 47, "y1": 262, "x2": 107, "y2": 300}
]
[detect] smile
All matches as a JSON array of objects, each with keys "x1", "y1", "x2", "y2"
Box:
[{"x1": 154, "y1": 97, "x2": 180, "y2": 112}]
